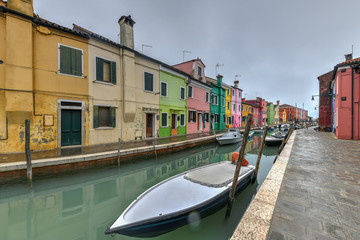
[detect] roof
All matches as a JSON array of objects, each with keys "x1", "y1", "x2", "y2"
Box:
[
  {"x1": 173, "y1": 58, "x2": 206, "y2": 68},
  {"x1": 73, "y1": 24, "x2": 118, "y2": 47},
  {"x1": 337, "y1": 57, "x2": 360, "y2": 67},
  {"x1": 317, "y1": 70, "x2": 333, "y2": 80},
  {"x1": 243, "y1": 101, "x2": 260, "y2": 108},
  {"x1": 279, "y1": 104, "x2": 296, "y2": 108}
]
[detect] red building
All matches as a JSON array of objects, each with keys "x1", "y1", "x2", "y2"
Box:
[
  {"x1": 317, "y1": 71, "x2": 333, "y2": 131},
  {"x1": 246, "y1": 97, "x2": 267, "y2": 126},
  {"x1": 331, "y1": 56, "x2": 360, "y2": 140},
  {"x1": 280, "y1": 104, "x2": 298, "y2": 122},
  {"x1": 243, "y1": 100, "x2": 261, "y2": 126}
]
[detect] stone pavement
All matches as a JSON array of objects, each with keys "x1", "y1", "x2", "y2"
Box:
[{"x1": 267, "y1": 128, "x2": 360, "y2": 239}]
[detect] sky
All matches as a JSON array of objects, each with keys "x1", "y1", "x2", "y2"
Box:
[{"x1": 33, "y1": 0, "x2": 360, "y2": 118}]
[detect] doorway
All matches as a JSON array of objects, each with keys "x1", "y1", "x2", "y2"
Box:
[
  {"x1": 197, "y1": 113, "x2": 202, "y2": 131},
  {"x1": 146, "y1": 113, "x2": 155, "y2": 138}
]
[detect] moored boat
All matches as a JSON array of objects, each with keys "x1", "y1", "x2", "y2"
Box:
[
  {"x1": 216, "y1": 129, "x2": 243, "y2": 145},
  {"x1": 105, "y1": 161, "x2": 255, "y2": 238},
  {"x1": 265, "y1": 136, "x2": 284, "y2": 146}
]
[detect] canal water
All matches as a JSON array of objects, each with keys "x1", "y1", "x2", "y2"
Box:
[{"x1": 0, "y1": 134, "x2": 278, "y2": 240}]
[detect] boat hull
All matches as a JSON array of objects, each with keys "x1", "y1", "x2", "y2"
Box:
[
  {"x1": 105, "y1": 172, "x2": 254, "y2": 238},
  {"x1": 265, "y1": 137, "x2": 283, "y2": 146},
  {"x1": 216, "y1": 137, "x2": 242, "y2": 145}
]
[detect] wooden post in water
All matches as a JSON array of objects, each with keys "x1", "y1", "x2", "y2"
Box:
[
  {"x1": 225, "y1": 114, "x2": 253, "y2": 218},
  {"x1": 153, "y1": 142, "x2": 158, "y2": 160},
  {"x1": 25, "y1": 119, "x2": 32, "y2": 187},
  {"x1": 117, "y1": 138, "x2": 121, "y2": 167},
  {"x1": 273, "y1": 123, "x2": 295, "y2": 163},
  {"x1": 253, "y1": 126, "x2": 269, "y2": 183}
]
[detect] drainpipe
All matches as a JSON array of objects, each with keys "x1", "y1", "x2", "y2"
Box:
[{"x1": 350, "y1": 65, "x2": 358, "y2": 139}]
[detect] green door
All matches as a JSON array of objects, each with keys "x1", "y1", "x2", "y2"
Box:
[{"x1": 61, "y1": 109, "x2": 81, "y2": 146}]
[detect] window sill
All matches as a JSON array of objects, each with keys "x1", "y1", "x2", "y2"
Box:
[
  {"x1": 144, "y1": 90, "x2": 157, "y2": 94},
  {"x1": 95, "y1": 127, "x2": 115, "y2": 130},
  {"x1": 58, "y1": 72, "x2": 85, "y2": 79},
  {"x1": 93, "y1": 80, "x2": 115, "y2": 86}
]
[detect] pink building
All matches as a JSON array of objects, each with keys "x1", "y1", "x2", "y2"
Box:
[
  {"x1": 231, "y1": 81, "x2": 242, "y2": 128},
  {"x1": 331, "y1": 55, "x2": 360, "y2": 140},
  {"x1": 246, "y1": 97, "x2": 267, "y2": 126},
  {"x1": 173, "y1": 59, "x2": 212, "y2": 134}
]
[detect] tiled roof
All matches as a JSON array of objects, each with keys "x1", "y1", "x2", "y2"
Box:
[
  {"x1": 73, "y1": 24, "x2": 118, "y2": 47},
  {"x1": 337, "y1": 57, "x2": 360, "y2": 66}
]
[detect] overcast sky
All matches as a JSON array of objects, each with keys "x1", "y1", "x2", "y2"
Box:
[{"x1": 34, "y1": 0, "x2": 360, "y2": 118}]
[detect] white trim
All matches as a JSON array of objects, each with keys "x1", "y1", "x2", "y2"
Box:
[
  {"x1": 180, "y1": 86, "x2": 186, "y2": 100},
  {"x1": 160, "y1": 81, "x2": 168, "y2": 97},
  {"x1": 144, "y1": 71, "x2": 155, "y2": 93},
  {"x1": 58, "y1": 43, "x2": 84, "y2": 77},
  {"x1": 93, "y1": 80, "x2": 115, "y2": 86},
  {"x1": 180, "y1": 113, "x2": 185, "y2": 126},
  {"x1": 188, "y1": 109, "x2": 196, "y2": 123},
  {"x1": 161, "y1": 112, "x2": 168, "y2": 128}
]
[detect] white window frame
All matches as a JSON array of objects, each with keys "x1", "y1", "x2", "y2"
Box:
[
  {"x1": 161, "y1": 112, "x2": 168, "y2": 128},
  {"x1": 206, "y1": 92, "x2": 209, "y2": 103},
  {"x1": 188, "y1": 86, "x2": 193, "y2": 98},
  {"x1": 58, "y1": 43, "x2": 84, "y2": 78},
  {"x1": 144, "y1": 71, "x2": 155, "y2": 93},
  {"x1": 160, "y1": 81, "x2": 168, "y2": 97},
  {"x1": 232, "y1": 89, "x2": 234, "y2": 96},
  {"x1": 222, "y1": 97, "x2": 225, "y2": 107},
  {"x1": 227, "y1": 101, "x2": 230, "y2": 110},
  {"x1": 180, "y1": 113, "x2": 185, "y2": 126},
  {"x1": 239, "y1": 104, "x2": 241, "y2": 112},
  {"x1": 197, "y1": 66, "x2": 202, "y2": 77},
  {"x1": 188, "y1": 110, "x2": 196, "y2": 123},
  {"x1": 180, "y1": 86, "x2": 186, "y2": 100},
  {"x1": 171, "y1": 113, "x2": 178, "y2": 129},
  {"x1": 233, "y1": 104, "x2": 235, "y2": 111}
]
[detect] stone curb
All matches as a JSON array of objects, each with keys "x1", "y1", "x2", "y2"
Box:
[{"x1": 230, "y1": 131, "x2": 297, "y2": 240}]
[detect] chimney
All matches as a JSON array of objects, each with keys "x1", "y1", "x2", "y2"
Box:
[
  {"x1": 216, "y1": 74, "x2": 223, "y2": 87},
  {"x1": 7, "y1": 0, "x2": 34, "y2": 16},
  {"x1": 118, "y1": 15, "x2": 135, "y2": 49},
  {"x1": 277, "y1": 100, "x2": 280, "y2": 106},
  {"x1": 234, "y1": 80, "x2": 239, "y2": 88},
  {"x1": 345, "y1": 53, "x2": 353, "y2": 61}
]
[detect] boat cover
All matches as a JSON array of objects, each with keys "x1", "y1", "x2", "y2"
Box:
[{"x1": 184, "y1": 162, "x2": 253, "y2": 188}]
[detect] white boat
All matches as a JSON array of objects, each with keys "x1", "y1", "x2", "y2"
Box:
[
  {"x1": 216, "y1": 129, "x2": 243, "y2": 145},
  {"x1": 265, "y1": 136, "x2": 284, "y2": 146},
  {"x1": 248, "y1": 131, "x2": 255, "y2": 138},
  {"x1": 105, "y1": 161, "x2": 255, "y2": 238}
]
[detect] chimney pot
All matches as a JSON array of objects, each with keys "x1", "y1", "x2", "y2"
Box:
[{"x1": 345, "y1": 53, "x2": 353, "y2": 61}]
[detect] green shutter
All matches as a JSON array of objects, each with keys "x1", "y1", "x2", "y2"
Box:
[
  {"x1": 93, "y1": 105, "x2": 99, "y2": 128},
  {"x1": 60, "y1": 45, "x2": 71, "y2": 74},
  {"x1": 72, "y1": 48, "x2": 82, "y2": 76},
  {"x1": 110, "y1": 61, "x2": 116, "y2": 84},
  {"x1": 110, "y1": 107, "x2": 116, "y2": 128},
  {"x1": 96, "y1": 57, "x2": 103, "y2": 81}
]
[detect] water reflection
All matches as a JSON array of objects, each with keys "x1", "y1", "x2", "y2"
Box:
[{"x1": 0, "y1": 135, "x2": 277, "y2": 240}]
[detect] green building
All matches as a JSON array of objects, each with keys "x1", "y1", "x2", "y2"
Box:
[
  {"x1": 207, "y1": 75, "x2": 226, "y2": 131},
  {"x1": 159, "y1": 66, "x2": 187, "y2": 137},
  {"x1": 267, "y1": 102, "x2": 275, "y2": 125}
]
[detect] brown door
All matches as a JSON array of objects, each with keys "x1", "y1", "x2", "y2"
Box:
[
  {"x1": 171, "y1": 114, "x2": 176, "y2": 129},
  {"x1": 146, "y1": 113, "x2": 153, "y2": 138}
]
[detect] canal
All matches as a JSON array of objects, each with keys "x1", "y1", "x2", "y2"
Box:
[{"x1": 0, "y1": 133, "x2": 278, "y2": 240}]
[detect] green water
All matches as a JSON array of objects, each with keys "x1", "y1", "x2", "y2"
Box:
[{"x1": 0, "y1": 134, "x2": 278, "y2": 240}]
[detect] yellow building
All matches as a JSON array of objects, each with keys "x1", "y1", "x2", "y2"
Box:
[
  {"x1": 241, "y1": 102, "x2": 253, "y2": 127},
  {"x1": 223, "y1": 83, "x2": 232, "y2": 128},
  {"x1": 274, "y1": 101, "x2": 280, "y2": 124},
  {"x1": 0, "y1": 0, "x2": 90, "y2": 153}
]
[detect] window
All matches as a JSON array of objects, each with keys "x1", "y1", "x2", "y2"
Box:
[
  {"x1": 204, "y1": 113, "x2": 209, "y2": 122},
  {"x1": 231, "y1": 116, "x2": 234, "y2": 124},
  {"x1": 239, "y1": 92, "x2": 241, "y2": 98},
  {"x1": 215, "y1": 95, "x2": 218, "y2": 105},
  {"x1": 59, "y1": 44, "x2": 83, "y2": 77},
  {"x1": 206, "y1": 92, "x2": 209, "y2": 102},
  {"x1": 95, "y1": 57, "x2": 116, "y2": 84},
  {"x1": 180, "y1": 114, "x2": 185, "y2": 126},
  {"x1": 239, "y1": 105, "x2": 241, "y2": 112},
  {"x1": 223, "y1": 115, "x2": 226, "y2": 123},
  {"x1": 188, "y1": 86, "x2": 193, "y2": 98},
  {"x1": 232, "y1": 89, "x2": 234, "y2": 96},
  {"x1": 93, "y1": 106, "x2": 116, "y2": 128},
  {"x1": 144, "y1": 72, "x2": 154, "y2": 92},
  {"x1": 161, "y1": 112, "x2": 168, "y2": 127},
  {"x1": 211, "y1": 94, "x2": 218, "y2": 105},
  {"x1": 180, "y1": 87, "x2": 186, "y2": 100},
  {"x1": 246, "y1": 106, "x2": 248, "y2": 111},
  {"x1": 227, "y1": 102, "x2": 230, "y2": 110},
  {"x1": 215, "y1": 114, "x2": 220, "y2": 123},
  {"x1": 242, "y1": 105, "x2": 243, "y2": 111},
  {"x1": 242, "y1": 116, "x2": 246, "y2": 122},
  {"x1": 198, "y1": 66, "x2": 202, "y2": 77},
  {"x1": 188, "y1": 110, "x2": 196, "y2": 122},
  {"x1": 233, "y1": 104, "x2": 235, "y2": 111},
  {"x1": 160, "y1": 82, "x2": 167, "y2": 97},
  {"x1": 227, "y1": 89, "x2": 230, "y2": 96},
  {"x1": 222, "y1": 97, "x2": 225, "y2": 107}
]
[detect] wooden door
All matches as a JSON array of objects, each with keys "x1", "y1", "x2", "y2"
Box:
[
  {"x1": 146, "y1": 113, "x2": 153, "y2": 138},
  {"x1": 171, "y1": 114, "x2": 176, "y2": 129},
  {"x1": 61, "y1": 109, "x2": 81, "y2": 146}
]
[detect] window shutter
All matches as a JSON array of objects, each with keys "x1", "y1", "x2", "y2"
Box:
[
  {"x1": 110, "y1": 107, "x2": 116, "y2": 127},
  {"x1": 72, "y1": 48, "x2": 82, "y2": 76},
  {"x1": 60, "y1": 45, "x2": 71, "y2": 74},
  {"x1": 93, "y1": 105, "x2": 99, "y2": 128},
  {"x1": 110, "y1": 61, "x2": 116, "y2": 84},
  {"x1": 96, "y1": 57, "x2": 103, "y2": 81}
]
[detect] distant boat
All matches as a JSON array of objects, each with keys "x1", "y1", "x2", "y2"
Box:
[
  {"x1": 216, "y1": 129, "x2": 243, "y2": 145},
  {"x1": 265, "y1": 131, "x2": 285, "y2": 146},
  {"x1": 105, "y1": 161, "x2": 255, "y2": 238}
]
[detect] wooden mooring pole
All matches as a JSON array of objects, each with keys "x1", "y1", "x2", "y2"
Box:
[
  {"x1": 153, "y1": 142, "x2": 158, "y2": 160},
  {"x1": 273, "y1": 123, "x2": 295, "y2": 163},
  {"x1": 25, "y1": 119, "x2": 32, "y2": 187},
  {"x1": 225, "y1": 114, "x2": 253, "y2": 218},
  {"x1": 117, "y1": 138, "x2": 121, "y2": 167},
  {"x1": 253, "y1": 126, "x2": 269, "y2": 183}
]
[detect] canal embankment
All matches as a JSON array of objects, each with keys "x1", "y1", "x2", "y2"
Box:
[
  {"x1": 232, "y1": 128, "x2": 360, "y2": 240},
  {"x1": 0, "y1": 133, "x2": 219, "y2": 184}
]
